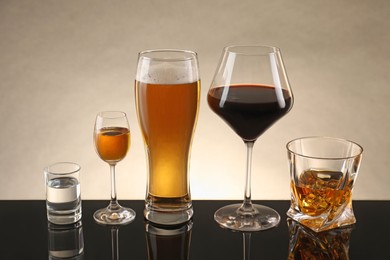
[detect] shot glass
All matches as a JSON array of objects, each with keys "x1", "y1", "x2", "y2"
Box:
[
  {"x1": 286, "y1": 137, "x2": 363, "y2": 232},
  {"x1": 48, "y1": 221, "x2": 84, "y2": 259},
  {"x1": 45, "y1": 162, "x2": 82, "y2": 225}
]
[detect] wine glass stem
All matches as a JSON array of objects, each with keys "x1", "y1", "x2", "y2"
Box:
[
  {"x1": 109, "y1": 164, "x2": 119, "y2": 209},
  {"x1": 241, "y1": 141, "x2": 254, "y2": 212}
]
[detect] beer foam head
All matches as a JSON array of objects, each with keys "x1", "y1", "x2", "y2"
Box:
[{"x1": 136, "y1": 50, "x2": 199, "y2": 84}]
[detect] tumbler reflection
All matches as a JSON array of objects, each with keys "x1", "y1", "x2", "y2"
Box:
[
  {"x1": 48, "y1": 221, "x2": 84, "y2": 259},
  {"x1": 145, "y1": 221, "x2": 193, "y2": 260},
  {"x1": 287, "y1": 218, "x2": 353, "y2": 260}
]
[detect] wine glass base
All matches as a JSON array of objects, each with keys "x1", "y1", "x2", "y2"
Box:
[
  {"x1": 214, "y1": 203, "x2": 280, "y2": 232},
  {"x1": 94, "y1": 205, "x2": 136, "y2": 226}
]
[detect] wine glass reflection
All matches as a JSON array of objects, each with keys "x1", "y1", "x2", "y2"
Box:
[
  {"x1": 145, "y1": 221, "x2": 193, "y2": 260},
  {"x1": 287, "y1": 218, "x2": 353, "y2": 260},
  {"x1": 242, "y1": 232, "x2": 252, "y2": 260}
]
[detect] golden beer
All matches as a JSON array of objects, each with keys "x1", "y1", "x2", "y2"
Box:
[
  {"x1": 135, "y1": 81, "x2": 200, "y2": 202},
  {"x1": 135, "y1": 49, "x2": 200, "y2": 225}
]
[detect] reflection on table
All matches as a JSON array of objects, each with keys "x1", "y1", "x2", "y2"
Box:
[
  {"x1": 145, "y1": 221, "x2": 193, "y2": 260},
  {"x1": 47, "y1": 221, "x2": 84, "y2": 259},
  {"x1": 287, "y1": 218, "x2": 353, "y2": 259},
  {"x1": 2, "y1": 200, "x2": 390, "y2": 259}
]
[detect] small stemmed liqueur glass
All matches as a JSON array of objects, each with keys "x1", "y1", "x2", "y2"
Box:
[
  {"x1": 207, "y1": 45, "x2": 293, "y2": 231},
  {"x1": 93, "y1": 111, "x2": 136, "y2": 225}
]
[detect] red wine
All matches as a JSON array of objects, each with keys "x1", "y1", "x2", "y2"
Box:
[{"x1": 207, "y1": 84, "x2": 292, "y2": 141}]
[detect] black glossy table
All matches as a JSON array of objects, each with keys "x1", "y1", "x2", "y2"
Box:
[{"x1": 1, "y1": 200, "x2": 390, "y2": 259}]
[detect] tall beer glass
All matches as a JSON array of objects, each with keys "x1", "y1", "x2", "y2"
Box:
[{"x1": 135, "y1": 49, "x2": 200, "y2": 225}]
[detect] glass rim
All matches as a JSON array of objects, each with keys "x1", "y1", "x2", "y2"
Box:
[
  {"x1": 44, "y1": 162, "x2": 81, "y2": 175},
  {"x1": 97, "y1": 111, "x2": 127, "y2": 119},
  {"x1": 223, "y1": 45, "x2": 281, "y2": 55},
  {"x1": 138, "y1": 49, "x2": 198, "y2": 62},
  {"x1": 286, "y1": 136, "x2": 363, "y2": 160}
]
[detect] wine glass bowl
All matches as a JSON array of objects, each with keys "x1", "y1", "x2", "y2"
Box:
[
  {"x1": 208, "y1": 45, "x2": 293, "y2": 231},
  {"x1": 207, "y1": 83, "x2": 292, "y2": 142},
  {"x1": 93, "y1": 111, "x2": 136, "y2": 225}
]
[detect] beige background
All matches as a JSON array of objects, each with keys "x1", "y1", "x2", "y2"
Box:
[{"x1": 1, "y1": 0, "x2": 389, "y2": 200}]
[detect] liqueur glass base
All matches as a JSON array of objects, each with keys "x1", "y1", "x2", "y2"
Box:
[{"x1": 93, "y1": 205, "x2": 136, "y2": 226}]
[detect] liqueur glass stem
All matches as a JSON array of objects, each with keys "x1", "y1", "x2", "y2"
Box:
[{"x1": 110, "y1": 164, "x2": 118, "y2": 209}]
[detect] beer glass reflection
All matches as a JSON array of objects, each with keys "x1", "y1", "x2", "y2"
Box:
[
  {"x1": 48, "y1": 221, "x2": 84, "y2": 259},
  {"x1": 287, "y1": 218, "x2": 353, "y2": 260},
  {"x1": 145, "y1": 221, "x2": 193, "y2": 260},
  {"x1": 135, "y1": 49, "x2": 200, "y2": 225}
]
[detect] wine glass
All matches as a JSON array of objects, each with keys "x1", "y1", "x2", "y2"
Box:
[
  {"x1": 93, "y1": 111, "x2": 136, "y2": 225},
  {"x1": 207, "y1": 45, "x2": 293, "y2": 231}
]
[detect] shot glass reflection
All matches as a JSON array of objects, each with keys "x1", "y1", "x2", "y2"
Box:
[
  {"x1": 145, "y1": 221, "x2": 193, "y2": 260},
  {"x1": 287, "y1": 218, "x2": 353, "y2": 260},
  {"x1": 48, "y1": 221, "x2": 84, "y2": 259}
]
